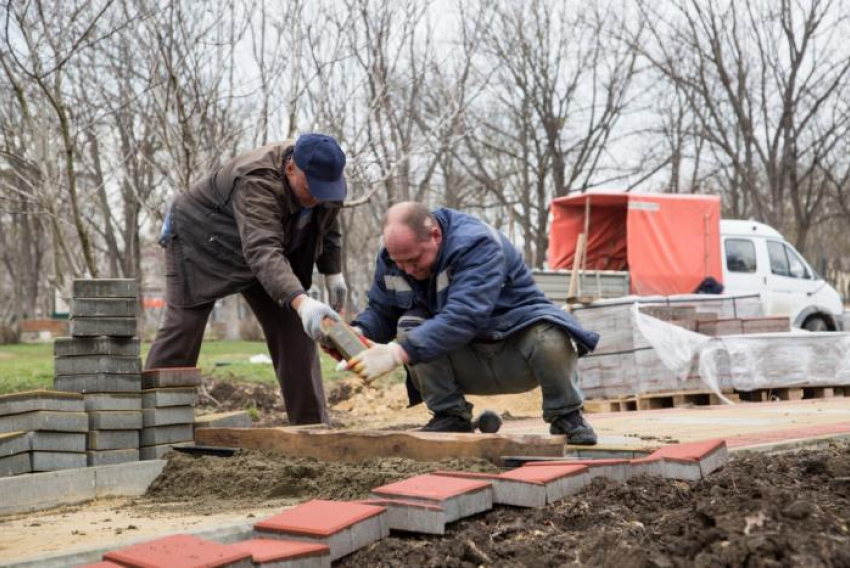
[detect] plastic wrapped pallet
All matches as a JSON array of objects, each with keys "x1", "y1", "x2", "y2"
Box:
[{"x1": 632, "y1": 305, "x2": 850, "y2": 397}]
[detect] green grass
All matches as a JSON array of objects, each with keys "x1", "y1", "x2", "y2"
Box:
[{"x1": 0, "y1": 340, "x2": 354, "y2": 395}]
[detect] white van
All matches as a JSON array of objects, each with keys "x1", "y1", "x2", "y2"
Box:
[{"x1": 721, "y1": 219, "x2": 844, "y2": 331}]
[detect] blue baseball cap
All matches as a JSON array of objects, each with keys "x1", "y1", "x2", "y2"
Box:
[{"x1": 293, "y1": 134, "x2": 347, "y2": 202}]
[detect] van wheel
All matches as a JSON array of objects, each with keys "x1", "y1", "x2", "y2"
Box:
[{"x1": 802, "y1": 316, "x2": 831, "y2": 332}]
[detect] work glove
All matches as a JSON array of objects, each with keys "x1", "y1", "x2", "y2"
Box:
[
  {"x1": 337, "y1": 341, "x2": 404, "y2": 383},
  {"x1": 296, "y1": 296, "x2": 341, "y2": 342},
  {"x1": 324, "y1": 273, "x2": 348, "y2": 312}
]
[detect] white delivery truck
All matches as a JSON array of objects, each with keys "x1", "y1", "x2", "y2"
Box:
[
  {"x1": 540, "y1": 193, "x2": 845, "y2": 331},
  {"x1": 721, "y1": 219, "x2": 844, "y2": 331}
]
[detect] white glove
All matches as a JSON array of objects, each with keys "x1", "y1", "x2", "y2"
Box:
[
  {"x1": 324, "y1": 273, "x2": 348, "y2": 312},
  {"x1": 296, "y1": 296, "x2": 341, "y2": 342},
  {"x1": 337, "y1": 341, "x2": 404, "y2": 383}
]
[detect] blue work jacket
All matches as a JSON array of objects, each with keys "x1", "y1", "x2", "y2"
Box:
[{"x1": 353, "y1": 208, "x2": 599, "y2": 364}]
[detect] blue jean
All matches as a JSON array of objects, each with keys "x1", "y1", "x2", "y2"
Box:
[{"x1": 398, "y1": 311, "x2": 584, "y2": 422}]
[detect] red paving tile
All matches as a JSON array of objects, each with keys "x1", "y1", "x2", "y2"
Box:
[
  {"x1": 79, "y1": 562, "x2": 125, "y2": 568},
  {"x1": 371, "y1": 474, "x2": 491, "y2": 500},
  {"x1": 500, "y1": 464, "x2": 588, "y2": 484},
  {"x1": 254, "y1": 499, "x2": 385, "y2": 537},
  {"x1": 229, "y1": 538, "x2": 329, "y2": 563},
  {"x1": 103, "y1": 534, "x2": 251, "y2": 568},
  {"x1": 650, "y1": 439, "x2": 725, "y2": 461}
]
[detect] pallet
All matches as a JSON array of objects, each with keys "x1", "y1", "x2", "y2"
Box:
[
  {"x1": 585, "y1": 385, "x2": 847, "y2": 413},
  {"x1": 585, "y1": 389, "x2": 738, "y2": 413},
  {"x1": 736, "y1": 386, "x2": 846, "y2": 402}
]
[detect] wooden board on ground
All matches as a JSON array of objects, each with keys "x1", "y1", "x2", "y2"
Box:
[{"x1": 195, "y1": 427, "x2": 565, "y2": 465}]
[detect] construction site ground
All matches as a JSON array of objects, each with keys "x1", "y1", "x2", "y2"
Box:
[{"x1": 5, "y1": 376, "x2": 850, "y2": 566}]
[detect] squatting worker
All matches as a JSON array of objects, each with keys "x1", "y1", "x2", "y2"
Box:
[
  {"x1": 339, "y1": 202, "x2": 600, "y2": 444},
  {"x1": 146, "y1": 134, "x2": 348, "y2": 425}
]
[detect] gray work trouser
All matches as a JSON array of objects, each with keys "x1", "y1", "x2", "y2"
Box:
[
  {"x1": 398, "y1": 313, "x2": 584, "y2": 422},
  {"x1": 145, "y1": 242, "x2": 328, "y2": 425}
]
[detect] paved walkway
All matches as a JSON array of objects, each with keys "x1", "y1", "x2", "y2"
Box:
[{"x1": 500, "y1": 397, "x2": 850, "y2": 452}]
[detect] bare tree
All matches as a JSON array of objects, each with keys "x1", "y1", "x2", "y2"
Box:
[{"x1": 635, "y1": 0, "x2": 850, "y2": 253}]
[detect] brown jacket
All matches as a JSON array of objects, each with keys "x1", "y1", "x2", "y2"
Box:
[{"x1": 169, "y1": 140, "x2": 342, "y2": 308}]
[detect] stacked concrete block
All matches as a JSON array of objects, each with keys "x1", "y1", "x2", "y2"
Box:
[
  {"x1": 140, "y1": 367, "x2": 200, "y2": 460},
  {"x1": 54, "y1": 279, "x2": 142, "y2": 467},
  {"x1": 0, "y1": 390, "x2": 88, "y2": 474}
]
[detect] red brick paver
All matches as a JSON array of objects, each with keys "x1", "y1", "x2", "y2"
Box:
[{"x1": 103, "y1": 534, "x2": 251, "y2": 568}]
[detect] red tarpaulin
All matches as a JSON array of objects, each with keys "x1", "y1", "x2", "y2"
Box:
[{"x1": 548, "y1": 193, "x2": 722, "y2": 296}]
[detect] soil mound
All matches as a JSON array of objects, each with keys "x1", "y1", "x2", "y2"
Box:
[
  {"x1": 143, "y1": 450, "x2": 500, "y2": 508},
  {"x1": 339, "y1": 444, "x2": 850, "y2": 567}
]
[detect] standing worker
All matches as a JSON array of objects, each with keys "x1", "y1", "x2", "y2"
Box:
[
  {"x1": 339, "y1": 202, "x2": 600, "y2": 444},
  {"x1": 147, "y1": 134, "x2": 348, "y2": 425}
]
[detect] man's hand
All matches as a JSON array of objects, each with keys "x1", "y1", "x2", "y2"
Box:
[
  {"x1": 324, "y1": 273, "x2": 348, "y2": 312},
  {"x1": 338, "y1": 341, "x2": 406, "y2": 383},
  {"x1": 295, "y1": 296, "x2": 340, "y2": 342}
]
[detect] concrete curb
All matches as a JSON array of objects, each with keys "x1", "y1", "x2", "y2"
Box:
[
  {"x1": 0, "y1": 460, "x2": 166, "y2": 516},
  {"x1": 0, "y1": 518, "x2": 255, "y2": 568}
]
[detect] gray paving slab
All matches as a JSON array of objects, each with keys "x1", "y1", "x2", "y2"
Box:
[
  {"x1": 0, "y1": 390, "x2": 84, "y2": 416},
  {"x1": 88, "y1": 410, "x2": 142, "y2": 430},
  {"x1": 140, "y1": 423, "x2": 194, "y2": 446},
  {"x1": 142, "y1": 405, "x2": 195, "y2": 427},
  {"x1": 364, "y1": 498, "x2": 447, "y2": 535},
  {"x1": 0, "y1": 459, "x2": 167, "y2": 520},
  {"x1": 141, "y1": 367, "x2": 202, "y2": 389},
  {"x1": 31, "y1": 451, "x2": 88, "y2": 472},
  {"x1": 0, "y1": 466, "x2": 95, "y2": 515},
  {"x1": 194, "y1": 411, "x2": 252, "y2": 431},
  {"x1": 54, "y1": 373, "x2": 141, "y2": 394},
  {"x1": 72, "y1": 279, "x2": 138, "y2": 299},
  {"x1": 54, "y1": 336, "x2": 140, "y2": 358},
  {"x1": 54, "y1": 355, "x2": 141, "y2": 376},
  {"x1": 0, "y1": 453, "x2": 32, "y2": 477},
  {"x1": 87, "y1": 429, "x2": 139, "y2": 450},
  {"x1": 0, "y1": 411, "x2": 89, "y2": 434},
  {"x1": 86, "y1": 449, "x2": 139, "y2": 467},
  {"x1": 29, "y1": 432, "x2": 87, "y2": 453},
  {"x1": 94, "y1": 459, "x2": 166, "y2": 498},
  {"x1": 0, "y1": 432, "x2": 30, "y2": 457},
  {"x1": 70, "y1": 317, "x2": 136, "y2": 338},
  {"x1": 141, "y1": 387, "x2": 197, "y2": 408},
  {"x1": 71, "y1": 298, "x2": 137, "y2": 318},
  {"x1": 84, "y1": 393, "x2": 141, "y2": 411}
]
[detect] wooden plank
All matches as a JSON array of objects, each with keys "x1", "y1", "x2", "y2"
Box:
[{"x1": 195, "y1": 427, "x2": 565, "y2": 465}]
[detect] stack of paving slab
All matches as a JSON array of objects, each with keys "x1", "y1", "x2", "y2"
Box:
[
  {"x1": 140, "y1": 367, "x2": 200, "y2": 460},
  {"x1": 82, "y1": 439, "x2": 730, "y2": 567},
  {"x1": 53, "y1": 279, "x2": 142, "y2": 467},
  {"x1": 574, "y1": 294, "x2": 763, "y2": 399},
  {"x1": 0, "y1": 390, "x2": 88, "y2": 476}
]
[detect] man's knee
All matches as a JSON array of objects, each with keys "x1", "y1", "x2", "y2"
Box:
[{"x1": 396, "y1": 307, "x2": 429, "y2": 342}]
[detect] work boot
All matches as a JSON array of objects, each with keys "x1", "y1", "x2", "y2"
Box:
[
  {"x1": 550, "y1": 410, "x2": 598, "y2": 445},
  {"x1": 421, "y1": 412, "x2": 474, "y2": 433}
]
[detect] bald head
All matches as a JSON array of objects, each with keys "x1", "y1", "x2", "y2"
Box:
[{"x1": 383, "y1": 202, "x2": 442, "y2": 281}]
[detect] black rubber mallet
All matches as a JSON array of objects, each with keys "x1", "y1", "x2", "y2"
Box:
[{"x1": 474, "y1": 410, "x2": 503, "y2": 433}]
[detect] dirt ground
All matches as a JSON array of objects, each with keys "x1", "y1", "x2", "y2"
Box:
[
  {"x1": 197, "y1": 375, "x2": 544, "y2": 430},
  {"x1": 142, "y1": 451, "x2": 500, "y2": 515},
  {"x1": 336, "y1": 443, "x2": 850, "y2": 568}
]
